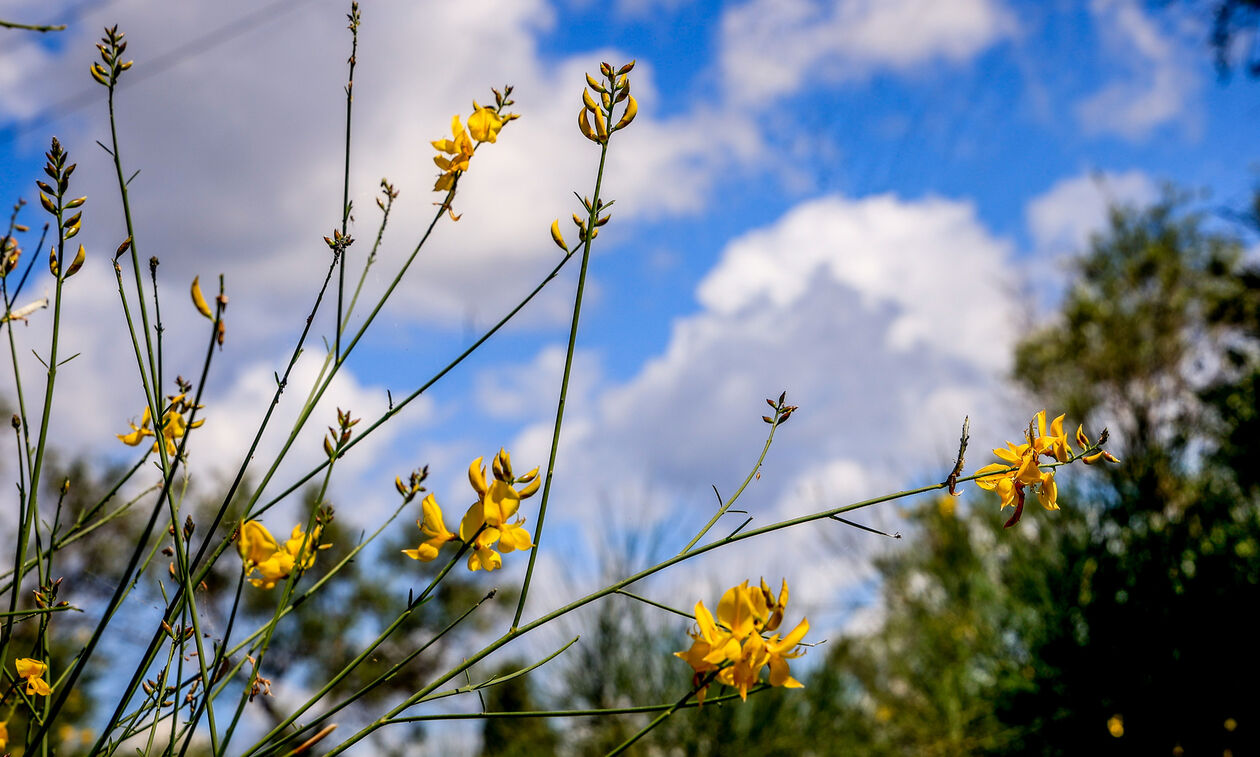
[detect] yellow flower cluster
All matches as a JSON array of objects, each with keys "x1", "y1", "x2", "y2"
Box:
[
  {"x1": 402, "y1": 448, "x2": 539, "y2": 572},
  {"x1": 116, "y1": 392, "x2": 205, "y2": 457},
  {"x1": 16, "y1": 657, "x2": 52, "y2": 696},
  {"x1": 975, "y1": 410, "x2": 1118, "y2": 527},
  {"x1": 432, "y1": 100, "x2": 512, "y2": 193},
  {"x1": 236, "y1": 520, "x2": 330, "y2": 589},
  {"x1": 676, "y1": 579, "x2": 809, "y2": 703}
]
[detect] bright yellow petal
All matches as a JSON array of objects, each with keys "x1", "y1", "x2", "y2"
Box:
[
  {"x1": 26, "y1": 675, "x2": 52, "y2": 696},
  {"x1": 237, "y1": 520, "x2": 278, "y2": 565},
  {"x1": 468, "y1": 457, "x2": 488, "y2": 497},
  {"x1": 459, "y1": 501, "x2": 484, "y2": 543},
  {"x1": 16, "y1": 658, "x2": 46, "y2": 679},
  {"x1": 402, "y1": 544, "x2": 439, "y2": 561},
  {"x1": 1038, "y1": 472, "x2": 1059, "y2": 511}
]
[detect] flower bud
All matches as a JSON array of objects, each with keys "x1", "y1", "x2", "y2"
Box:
[
  {"x1": 191, "y1": 276, "x2": 214, "y2": 319},
  {"x1": 614, "y1": 96, "x2": 638, "y2": 131},
  {"x1": 550, "y1": 219, "x2": 568, "y2": 252}
]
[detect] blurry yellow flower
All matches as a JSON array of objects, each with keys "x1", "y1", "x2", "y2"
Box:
[
  {"x1": 676, "y1": 579, "x2": 809, "y2": 703},
  {"x1": 237, "y1": 520, "x2": 329, "y2": 589},
  {"x1": 116, "y1": 395, "x2": 205, "y2": 457},
  {"x1": 432, "y1": 115, "x2": 474, "y2": 192},
  {"x1": 16, "y1": 657, "x2": 52, "y2": 696},
  {"x1": 116, "y1": 405, "x2": 154, "y2": 446},
  {"x1": 1108, "y1": 714, "x2": 1125, "y2": 738},
  {"x1": 402, "y1": 493, "x2": 457, "y2": 562},
  {"x1": 0, "y1": 719, "x2": 7, "y2": 750},
  {"x1": 458, "y1": 449, "x2": 538, "y2": 572},
  {"x1": 467, "y1": 104, "x2": 504, "y2": 143}
]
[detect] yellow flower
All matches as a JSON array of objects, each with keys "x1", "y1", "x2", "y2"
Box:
[
  {"x1": 116, "y1": 405, "x2": 154, "y2": 446},
  {"x1": 467, "y1": 104, "x2": 505, "y2": 143},
  {"x1": 458, "y1": 449, "x2": 538, "y2": 572},
  {"x1": 974, "y1": 411, "x2": 1089, "y2": 526},
  {"x1": 432, "y1": 115, "x2": 475, "y2": 192},
  {"x1": 676, "y1": 579, "x2": 809, "y2": 703},
  {"x1": 1033, "y1": 411, "x2": 1072, "y2": 462},
  {"x1": 402, "y1": 493, "x2": 457, "y2": 562},
  {"x1": 237, "y1": 520, "x2": 329, "y2": 589},
  {"x1": 16, "y1": 657, "x2": 52, "y2": 696},
  {"x1": 0, "y1": 719, "x2": 7, "y2": 750},
  {"x1": 116, "y1": 395, "x2": 206, "y2": 456}
]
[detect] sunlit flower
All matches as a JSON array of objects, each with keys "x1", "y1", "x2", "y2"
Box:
[
  {"x1": 458, "y1": 449, "x2": 538, "y2": 572},
  {"x1": 467, "y1": 104, "x2": 505, "y2": 143},
  {"x1": 0, "y1": 719, "x2": 7, "y2": 750},
  {"x1": 402, "y1": 493, "x2": 457, "y2": 562},
  {"x1": 432, "y1": 115, "x2": 475, "y2": 192},
  {"x1": 237, "y1": 520, "x2": 329, "y2": 589},
  {"x1": 974, "y1": 410, "x2": 1115, "y2": 526},
  {"x1": 676, "y1": 579, "x2": 809, "y2": 704},
  {"x1": 1033, "y1": 411, "x2": 1072, "y2": 462},
  {"x1": 115, "y1": 394, "x2": 205, "y2": 457},
  {"x1": 16, "y1": 658, "x2": 52, "y2": 697}
]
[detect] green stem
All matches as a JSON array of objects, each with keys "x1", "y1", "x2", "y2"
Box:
[
  {"x1": 242, "y1": 542, "x2": 484, "y2": 756},
  {"x1": 334, "y1": 4, "x2": 358, "y2": 362},
  {"x1": 246, "y1": 586, "x2": 493, "y2": 757},
  {"x1": 606, "y1": 672, "x2": 716, "y2": 756},
  {"x1": 511, "y1": 136, "x2": 612, "y2": 632},
  {"x1": 386, "y1": 685, "x2": 763, "y2": 722},
  {"x1": 67, "y1": 308, "x2": 221, "y2": 753},
  {"x1": 680, "y1": 403, "x2": 784, "y2": 554}
]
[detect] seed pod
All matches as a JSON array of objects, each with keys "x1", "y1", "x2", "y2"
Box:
[
  {"x1": 578, "y1": 108, "x2": 597, "y2": 142},
  {"x1": 550, "y1": 219, "x2": 568, "y2": 251},
  {"x1": 191, "y1": 276, "x2": 213, "y2": 319},
  {"x1": 614, "y1": 96, "x2": 638, "y2": 131},
  {"x1": 64, "y1": 245, "x2": 86, "y2": 277}
]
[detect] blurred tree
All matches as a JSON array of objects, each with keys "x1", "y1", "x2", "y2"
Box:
[
  {"x1": 1203, "y1": 0, "x2": 1260, "y2": 76},
  {"x1": 812, "y1": 193, "x2": 1260, "y2": 755}
]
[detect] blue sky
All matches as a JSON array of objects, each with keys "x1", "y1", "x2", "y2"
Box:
[{"x1": 2, "y1": 0, "x2": 1259, "y2": 704}]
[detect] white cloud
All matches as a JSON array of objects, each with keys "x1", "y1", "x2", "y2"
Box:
[
  {"x1": 720, "y1": 0, "x2": 1015, "y2": 102},
  {"x1": 1022, "y1": 169, "x2": 1158, "y2": 305},
  {"x1": 1075, "y1": 0, "x2": 1200, "y2": 139},
  {"x1": 1025, "y1": 169, "x2": 1158, "y2": 255},
  {"x1": 0, "y1": 0, "x2": 759, "y2": 349},
  {"x1": 696, "y1": 194, "x2": 1018, "y2": 371},
  {"x1": 500, "y1": 193, "x2": 1025, "y2": 617}
]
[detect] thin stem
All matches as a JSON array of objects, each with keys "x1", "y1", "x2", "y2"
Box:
[
  {"x1": 246, "y1": 586, "x2": 494, "y2": 757},
  {"x1": 680, "y1": 403, "x2": 783, "y2": 554},
  {"x1": 385, "y1": 686, "x2": 762, "y2": 722},
  {"x1": 322, "y1": 456, "x2": 1080, "y2": 755},
  {"x1": 511, "y1": 135, "x2": 612, "y2": 631},
  {"x1": 66, "y1": 308, "x2": 221, "y2": 752},
  {"x1": 605, "y1": 673, "x2": 715, "y2": 756},
  {"x1": 334, "y1": 3, "x2": 358, "y2": 362}
]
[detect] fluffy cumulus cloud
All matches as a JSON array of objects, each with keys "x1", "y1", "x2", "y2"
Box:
[
  {"x1": 720, "y1": 0, "x2": 1016, "y2": 102},
  {"x1": 0, "y1": 0, "x2": 759, "y2": 350},
  {"x1": 1022, "y1": 169, "x2": 1158, "y2": 303},
  {"x1": 1075, "y1": 0, "x2": 1201, "y2": 139},
  {"x1": 500, "y1": 193, "x2": 1025, "y2": 617}
]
